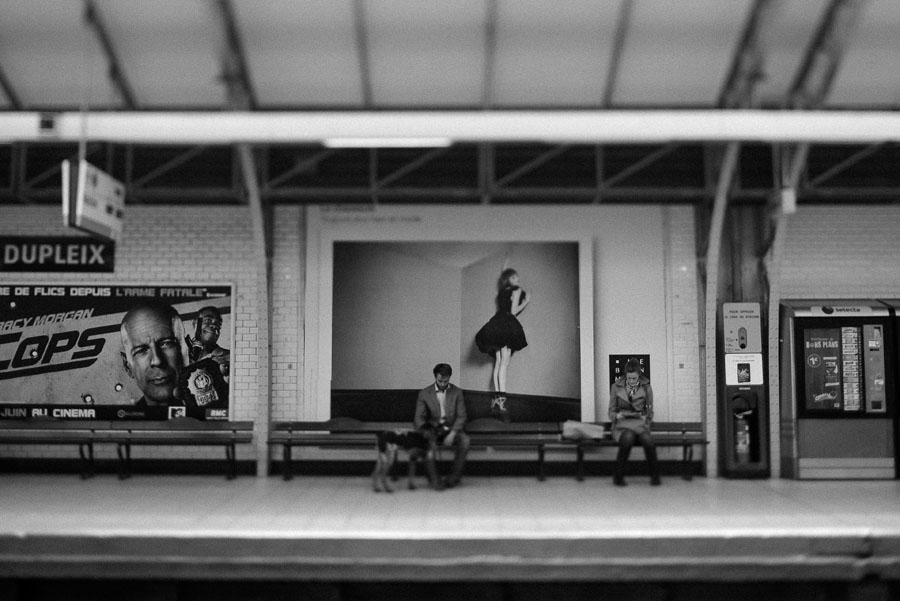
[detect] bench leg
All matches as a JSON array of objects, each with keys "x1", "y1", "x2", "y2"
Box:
[
  {"x1": 576, "y1": 445, "x2": 585, "y2": 482},
  {"x1": 282, "y1": 445, "x2": 293, "y2": 481},
  {"x1": 682, "y1": 444, "x2": 694, "y2": 481},
  {"x1": 116, "y1": 443, "x2": 132, "y2": 480},
  {"x1": 78, "y1": 442, "x2": 95, "y2": 479},
  {"x1": 537, "y1": 445, "x2": 546, "y2": 482},
  {"x1": 226, "y1": 443, "x2": 237, "y2": 480}
]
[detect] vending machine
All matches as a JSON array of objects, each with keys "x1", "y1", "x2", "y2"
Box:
[{"x1": 780, "y1": 300, "x2": 897, "y2": 479}]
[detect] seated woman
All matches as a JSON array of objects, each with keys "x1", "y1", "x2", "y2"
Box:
[{"x1": 608, "y1": 358, "x2": 660, "y2": 486}]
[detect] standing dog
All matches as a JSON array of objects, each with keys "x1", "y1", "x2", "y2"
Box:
[{"x1": 372, "y1": 424, "x2": 443, "y2": 492}]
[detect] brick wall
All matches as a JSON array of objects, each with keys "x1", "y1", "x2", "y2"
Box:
[
  {"x1": 778, "y1": 206, "x2": 900, "y2": 299},
  {"x1": 664, "y1": 207, "x2": 702, "y2": 422},
  {"x1": 270, "y1": 206, "x2": 303, "y2": 422},
  {"x1": 0, "y1": 204, "x2": 258, "y2": 461}
]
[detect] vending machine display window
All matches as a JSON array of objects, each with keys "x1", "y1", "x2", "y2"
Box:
[{"x1": 794, "y1": 317, "x2": 893, "y2": 418}]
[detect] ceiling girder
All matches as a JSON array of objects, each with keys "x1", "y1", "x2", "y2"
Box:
[
  {"x1": 495, "y1": 145, "x2": 570, "y2": 188},
  {"x1": 482, "y1": 0, "x2": 498, "y2": 109},
  {"x1": 214, "y1": 0, "x2": 257, "y2": 110},
  {"x1": 376, "y1": 147, "x2": 449, "y2": 189},
  {"x1": 353, "y1": 0, "x2": 374, "y2": 108},
  {"x1": 265, "y1": 149, "x2": 339, "y2": 189},
  {"x1": 478, "y1": 144, "x2": 494, "y2": 204},
  {"x1": 602, "y1": 0, "x2": 633, "y2": 107},
  {"x1": 7, "y1": 141, "x2": 900, "y2": 206},
  {"x1": 0, "y1": 61, "x2": 22, "y2": 109},
  {"x1": 718, "y1": 0, "x2": 780, "y2": 108},
  {"x1": 776, "y1": 0, "x2": 866, "y2": 207},
  {"x1": 788, "y1": 0, "x2": 866, "y2": 108},
  {"x1": 83, "y1": 0, "x2": 138, "y2": 109},
  {"x1": 601, "y1": 143, "x2": 679, "y2": 189},
  {"x1": 131, "y1": 145, "x2": 209, "y2": 188},
  {"x1": 806, "y1": 142, "x2": 885, "y2": 188}
]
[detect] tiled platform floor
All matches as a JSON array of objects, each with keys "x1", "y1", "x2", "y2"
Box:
[{"x1": 1, "y1": 473, "x2": 899, "y2": 584}]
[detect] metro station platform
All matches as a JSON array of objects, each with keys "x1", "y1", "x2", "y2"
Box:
[{"x1": 1, "y1": 474, "x2": 899, "y2": 599}]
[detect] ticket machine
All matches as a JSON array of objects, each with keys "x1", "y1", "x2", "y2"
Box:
[{"x1": 720, "y1": 302, "x2": 769, "y2": 478}]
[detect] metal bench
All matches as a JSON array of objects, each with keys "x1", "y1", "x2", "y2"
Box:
[
  {"x1": 268, "y1": 418, "x2": 410, "y2": 481},
  {"x1": 269, "y1": 417, "x2": 564, "y2": 481},
  {"x1": 267, "y1": 418, "x2": 707, "y2": 482},
  {"x1": 107, "y1": 419, "x2": 254, "y2": 480},
  {"x1": 569, "y1": 421, "x2": 708, "y2": 481},
  {"x1": 0, "y1": 418, "x2": 254, "y2": 480},
  {"x1": 0, "y1": 420, "x2": 106, "y2": 479}
]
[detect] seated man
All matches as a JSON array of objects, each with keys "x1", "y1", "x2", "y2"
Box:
[{"x1": 414, "y1": 363, "x2": 470, "y2": 488}]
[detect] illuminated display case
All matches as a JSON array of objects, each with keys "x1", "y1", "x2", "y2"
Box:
[{"x1": 780, "y1": 300, "x2": 897, "y2": 480}]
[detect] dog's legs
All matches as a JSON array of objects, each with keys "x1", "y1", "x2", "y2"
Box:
[
  {"x1": 407, "y1": 450, "x2": 420, "y2": 490},
  {"x1": 424, "y1": 448, "x2": 444, "y2": 491},
  {"x1": 372, "y1": 447, "x2": 387, "y2": 492},
  {"x1": 381, "y1": 446, "x2": 397, "y2": 493}
]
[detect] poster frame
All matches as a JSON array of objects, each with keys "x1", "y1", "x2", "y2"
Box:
[{"x1": 0, "y1": 281, "x2": 235, "y2": 421}]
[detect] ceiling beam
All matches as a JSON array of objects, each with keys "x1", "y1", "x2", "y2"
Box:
[
  {"x1": 8, "y1": 110, "x2": 900, "y2": 144},
  {"x1": 83, "y1": 0, "x2": 138, "y2": 109},
  {"x1": 601, "y1": 143, "x2": 679, "y2": 189},
  {"x1": 213, "y1": 0, "x2": 257, "y2": 110},
  {"x1": 376, "y1": 147, "x2": 449, "y2": 189},
  {"x1": 130, "y1": 145, "x2": 209, "y2": 188},
  {"x1": 778, "y1": 0, "x2": 866, "y2": 204},
  {"x1": 481, "y1": 0, "x2": 498, "y2": 109},
  {"x1": 495, "y1": 145, "x2": 570, "y2": 187},
  {"x1": 787, "y1": 0, "x2": 866, "y2": 108},
  {"x1": 806, "y1": 142, "x2": 886, "y2": 187},
  {"x1": 718, "y1": 0, "x2": 780, "y2": 108},
  {"x1": 0, "y1": 61, "x2": 23, "y2": 110},
  {"x1": 266, "y1": 149, "x2": 339, "y2": 188},
  {"x1": 353, "y1": 0, "x2": 374, "y2": 108},
  {"x1": 602, "y1": 0, "x2": 633, "y2": 107}
]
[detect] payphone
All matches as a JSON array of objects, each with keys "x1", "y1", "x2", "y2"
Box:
[{"x1": 720, "y1": 302, "x2": 769, "y2": 477}]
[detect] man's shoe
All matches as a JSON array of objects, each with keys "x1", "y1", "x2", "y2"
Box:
[
  {"x1": 613, "y1": 476, "x2": 627, "y2": 487},
  {"x1": 650, "y1": 475, "x2": 661, "y2": 486}
]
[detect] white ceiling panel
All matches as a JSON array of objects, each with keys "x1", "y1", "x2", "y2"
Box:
[
  {"x1": 366, "y1": 0, "x2": 486, "y2": 106},
  {"x1": 95, "y1": 0, "x2": 223, "y2": 108},
  {"x1": 827, "y1": 0, "x2": 900, "y2": 107},
  {"x1": 0, "y1": 0, "x2": 898, "y2": 112},
  {"x1": 235, "y1": 0, "x2": 362, "y2": 107},
  {"x1": 0, "y1": 0, "x2": 118, "y2": 109},
  {"x1": 493, "y1": 0, "x2": 615, "y2": 107},
  {"x1": 615, "y1": 0, "x2": 751, "y2": 106}
]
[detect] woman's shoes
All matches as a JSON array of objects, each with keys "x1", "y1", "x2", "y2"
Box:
[{"x1": 490, "y1": 395, "x2": 511, "y2": 423}]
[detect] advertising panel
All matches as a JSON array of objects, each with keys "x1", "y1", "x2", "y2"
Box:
[
  {"x1": 0, "y1": 283, "x2": 233, "y2": 420},
  {"x1": 802, "y1": 327, "x2": 846, "y2": 412}
]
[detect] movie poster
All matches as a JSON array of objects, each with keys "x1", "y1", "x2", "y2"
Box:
[{"x1": 0, "y1": 283, "x2": 233, "y2": 420}]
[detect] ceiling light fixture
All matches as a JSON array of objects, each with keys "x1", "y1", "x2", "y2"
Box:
[{"x1": 322, "y1": 137, "x2": 453, "y2": 148}]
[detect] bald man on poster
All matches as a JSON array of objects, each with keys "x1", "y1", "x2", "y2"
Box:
[{"x1": 119, "y1": 301, "x2": 190, "y2": 408}]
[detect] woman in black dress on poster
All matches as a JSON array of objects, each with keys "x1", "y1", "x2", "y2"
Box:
[{"x1": 475, "y1": 268, "x2": 529, "y2": 421}]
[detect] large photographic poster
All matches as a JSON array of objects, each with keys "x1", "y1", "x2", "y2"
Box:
[
  {"x1": 306, "y1": 205, "x2": 597, "y2": 421},
  {"x1": 0, "y1": 283, "x2": 233, "y2": 420},
  {"x1": 331, "y1": 241, "x2": 581, "y2": 422}
]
